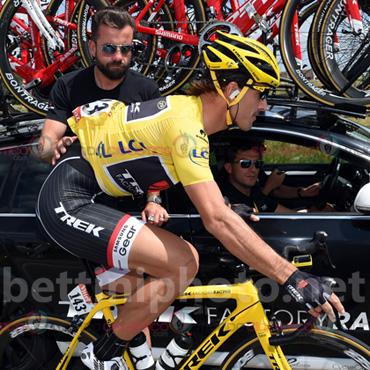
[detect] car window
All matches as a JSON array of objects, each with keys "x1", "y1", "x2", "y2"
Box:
[
  {"x1": 263, "y1": 140, "x2": 332, "y2": 164},
  {"x1": 12, "y1": 154, "x2": 52, "y2": 213},
  {"x1": 0, "y1": 144, "x2": 52, "y2": 213}
]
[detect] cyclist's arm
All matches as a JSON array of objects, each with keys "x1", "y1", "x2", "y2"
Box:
[
  {"x1": 184, "y1": 180, "x2": 345, "y2": 318},
  {"x1": 38, "y1": 119, "x2": 68, "y2": 163}
]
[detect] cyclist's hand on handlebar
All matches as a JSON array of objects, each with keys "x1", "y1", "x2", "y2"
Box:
[
  {"x1": 52, "y1": 136, "x2": 78, "y2": 165},
  {"x1": 142, "y1": 203, "x2": 169, "y2": 227},
  {"x1": 283, "y1": 270, "x2": 345, "y2": 322}
]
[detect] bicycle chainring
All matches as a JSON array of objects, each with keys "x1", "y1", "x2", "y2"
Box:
[
  {"x1": 165, "y1": 43, "x2": 197, "y2": 77},
  {"x1": 198, "y1": 21, "x2": 243, "y2": 55}
]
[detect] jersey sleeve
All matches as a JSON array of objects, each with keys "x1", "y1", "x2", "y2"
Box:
[{"x1": 163, "y1": 118, "x2": 214, "y2": 187}]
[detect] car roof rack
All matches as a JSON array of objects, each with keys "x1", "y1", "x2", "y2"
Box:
[
  {"x1": 267, "y1": 98, "x2": 367, "y2": 119},
  {"x1": 0, "y1": 112, "x2": 44, "y2": 139}
]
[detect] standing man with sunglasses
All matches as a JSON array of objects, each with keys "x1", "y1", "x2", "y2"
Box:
[{"x1": 39, "y1": 7, "x2": 161, "y2": 165}]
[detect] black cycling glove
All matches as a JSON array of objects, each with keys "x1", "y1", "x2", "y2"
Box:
[
  {"x1": 283, "y1": 270, "x2": 333, "y2": 311},
  {"x1": 224, "y1": 196, "x2": 255, "y2": 221},
  {"x1": 231, "y1": 203, "x2": 255, "y2": 221}
]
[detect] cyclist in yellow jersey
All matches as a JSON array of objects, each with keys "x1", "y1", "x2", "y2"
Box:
[{"x1": 37, "y1": 32, "x2": 345, "y2": 370}]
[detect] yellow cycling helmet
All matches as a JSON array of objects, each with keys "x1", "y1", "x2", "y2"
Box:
[{"x1": 202, "y1": 32, "x2": 280, "y2": 87}]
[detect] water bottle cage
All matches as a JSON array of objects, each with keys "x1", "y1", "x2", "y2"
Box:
[{"x1": 166, "y1": 349, "x2": 189, "y2": 367}]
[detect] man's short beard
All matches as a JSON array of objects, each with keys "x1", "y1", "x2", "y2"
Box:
[{"x1": 96, "y1": 59, "x2": 130, "y2": 80}]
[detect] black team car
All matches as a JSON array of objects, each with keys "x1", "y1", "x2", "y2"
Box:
[{"x1": 1, "y1": 103, "x2": 370, "y2": 368}]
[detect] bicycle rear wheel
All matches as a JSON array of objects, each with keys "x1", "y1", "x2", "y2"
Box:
[
  {"x1": 0, "y1": 312, "x2": 97, "y2": 370},
  {"x1": 279, "y1": 0, "x2": 370, "y2": 108},
  {"x1": 312, "y1": 0, "x2": 370, "y2": 98},
  {"x1": 220, "y1": 327, "x2": 370, "y2": 370}
]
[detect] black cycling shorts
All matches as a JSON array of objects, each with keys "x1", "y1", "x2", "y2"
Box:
[{"x1": 36, "y1": 151, "x2": 144, "y2": 281}]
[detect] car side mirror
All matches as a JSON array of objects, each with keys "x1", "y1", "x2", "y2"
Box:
[{"x1": 354, "y1": 183, "x2": 370, "y2": 213}]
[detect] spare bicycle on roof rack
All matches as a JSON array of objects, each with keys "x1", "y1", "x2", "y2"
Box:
[
  {"x1": 0, "y1": 0, "x2": 370, "y2": 116},
  {"x1": 73, "y1": 0, "x2": 370, "y2": 108}
]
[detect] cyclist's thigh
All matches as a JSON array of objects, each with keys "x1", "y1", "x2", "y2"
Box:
[
  {"x1": 36, "y1": 156, "x2": 140, "y2": 266},
  {"x1": 127, "y1": 223, "x2": 199, "y2": 278}
]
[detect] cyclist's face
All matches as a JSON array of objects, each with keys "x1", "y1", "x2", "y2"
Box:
[
  {"x1": 91, "y1": 24, "x2": 133, "y2": 80},
  {"x1": 231, "y1": 85, "x2": 269, "y2": 131}
]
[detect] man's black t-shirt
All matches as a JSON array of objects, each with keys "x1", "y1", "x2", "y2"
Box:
[
  {"x1": 219, "y1": 180, "x2": 278, "y2": 213},
  {"x1": 46, "y1": 66, "x2": 161, "y2": 134}
]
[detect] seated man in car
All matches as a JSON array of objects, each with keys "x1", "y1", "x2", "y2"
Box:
[{"x1": 218, "y1": 140, "x2": 334, "y2": 212}]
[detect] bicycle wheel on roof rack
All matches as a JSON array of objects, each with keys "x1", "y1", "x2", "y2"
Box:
[
  {"x1": 279, "y1": 0, "x2": 370, "y2": 109},
  {"x1": 77, "y1": 0, "x2": 207, "y2": 95},
  {"x1": 0, "y1": 0, "x2": 49, "y2": 115},
  {"x1": 0, "y1": 0, "x2": 93, "y2": 115},
  {"x1": 42, "y1": 0, "x2": 89, "y2": 79},
  {"x1": 311, "y1": 0, "x2": 370, "y2": 98}
]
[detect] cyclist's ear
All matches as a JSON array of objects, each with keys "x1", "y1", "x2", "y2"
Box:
[{"x1": 225, "y1": 81, "x2": 240, "y2": 102}]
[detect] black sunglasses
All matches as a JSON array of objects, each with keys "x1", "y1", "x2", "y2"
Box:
[
  {"x1": 245, "y1": 84, "x2": 269, "y2": 100},
  {"x1": 233, "y1": 159, "x2": 264, "y2": 168},
  {"x1": 100, "y1": 43, "x2": 133, "y2": 55}
]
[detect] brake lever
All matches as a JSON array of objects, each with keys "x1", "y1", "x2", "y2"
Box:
[{"x1": 316, "y1": 238, "x2": 336, "y2": 270}]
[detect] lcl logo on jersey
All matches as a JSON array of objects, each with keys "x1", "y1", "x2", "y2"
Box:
[{"x1": 189, "y1": 147, "x2": 209, "y2": 166}]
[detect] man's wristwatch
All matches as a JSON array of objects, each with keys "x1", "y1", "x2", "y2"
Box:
[{"x1": 147, "y1": 196, "x2": 162, "y2": 204}]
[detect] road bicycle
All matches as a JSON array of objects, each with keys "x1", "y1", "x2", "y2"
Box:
[
  {"x1": 75, "y1": 0, "x2": 311, "y2": 97},
  {"x1": 1, "y1": 0, "x2": 369, "y2": 117},
  {"x1": 1, "y1": 233, "x2": 370, "y2": 370}
]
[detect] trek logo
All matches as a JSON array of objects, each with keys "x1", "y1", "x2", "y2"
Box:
[
  {"x1": 54, "y1": 203, "x2": 104, "y2": 237},
  {"x1": 285, "y1": 285, "x2": 303, "y2": 302},
  {"x1": 115, "y1": 169, "x2": 144, "y2": 196},
  {"x1": 183, "y1": 323, "x2": 231, "y2": 370}
]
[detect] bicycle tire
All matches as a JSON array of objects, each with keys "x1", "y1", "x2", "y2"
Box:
[
  {"x1": 279, "y1": 0, "x2": 370, "y2": 108},
  {"x1": 220, "y1": 326, "x2": 370, "y2": 370},
  {"x1": 0, "y1": 0, "x2": 63, "y2": 115},
  {"x1": 313, "y1": 0, "x2": 370, "y2": 98},
  {"x1": 77, "y1": 0, "x2": 207, "y2": 95},
  {"x1": 302, "y1": 1, "x2": 334, "y2": 89},
  {"x1": 42, "y1": 0, "x2": 88, "y2": 78},
  {"x1": 0, "y1": 312, "x2": 97, "y2": 370}
]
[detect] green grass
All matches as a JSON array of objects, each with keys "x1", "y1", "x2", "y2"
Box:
[{"x1": 264, "y1": 141, "x2": 329, "y2": 164}]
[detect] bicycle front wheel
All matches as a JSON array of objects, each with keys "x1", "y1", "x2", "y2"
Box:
[
  {"x1": 220, "y1": 327, "x2": 370, "y2": 370},
  {"x1": 0, "y1": 312, "x2": 97, "y2": 370}
]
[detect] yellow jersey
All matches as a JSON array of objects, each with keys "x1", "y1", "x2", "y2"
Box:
[{"x1": 68, "y1": 95, "x2": 213, "y2": 197}]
